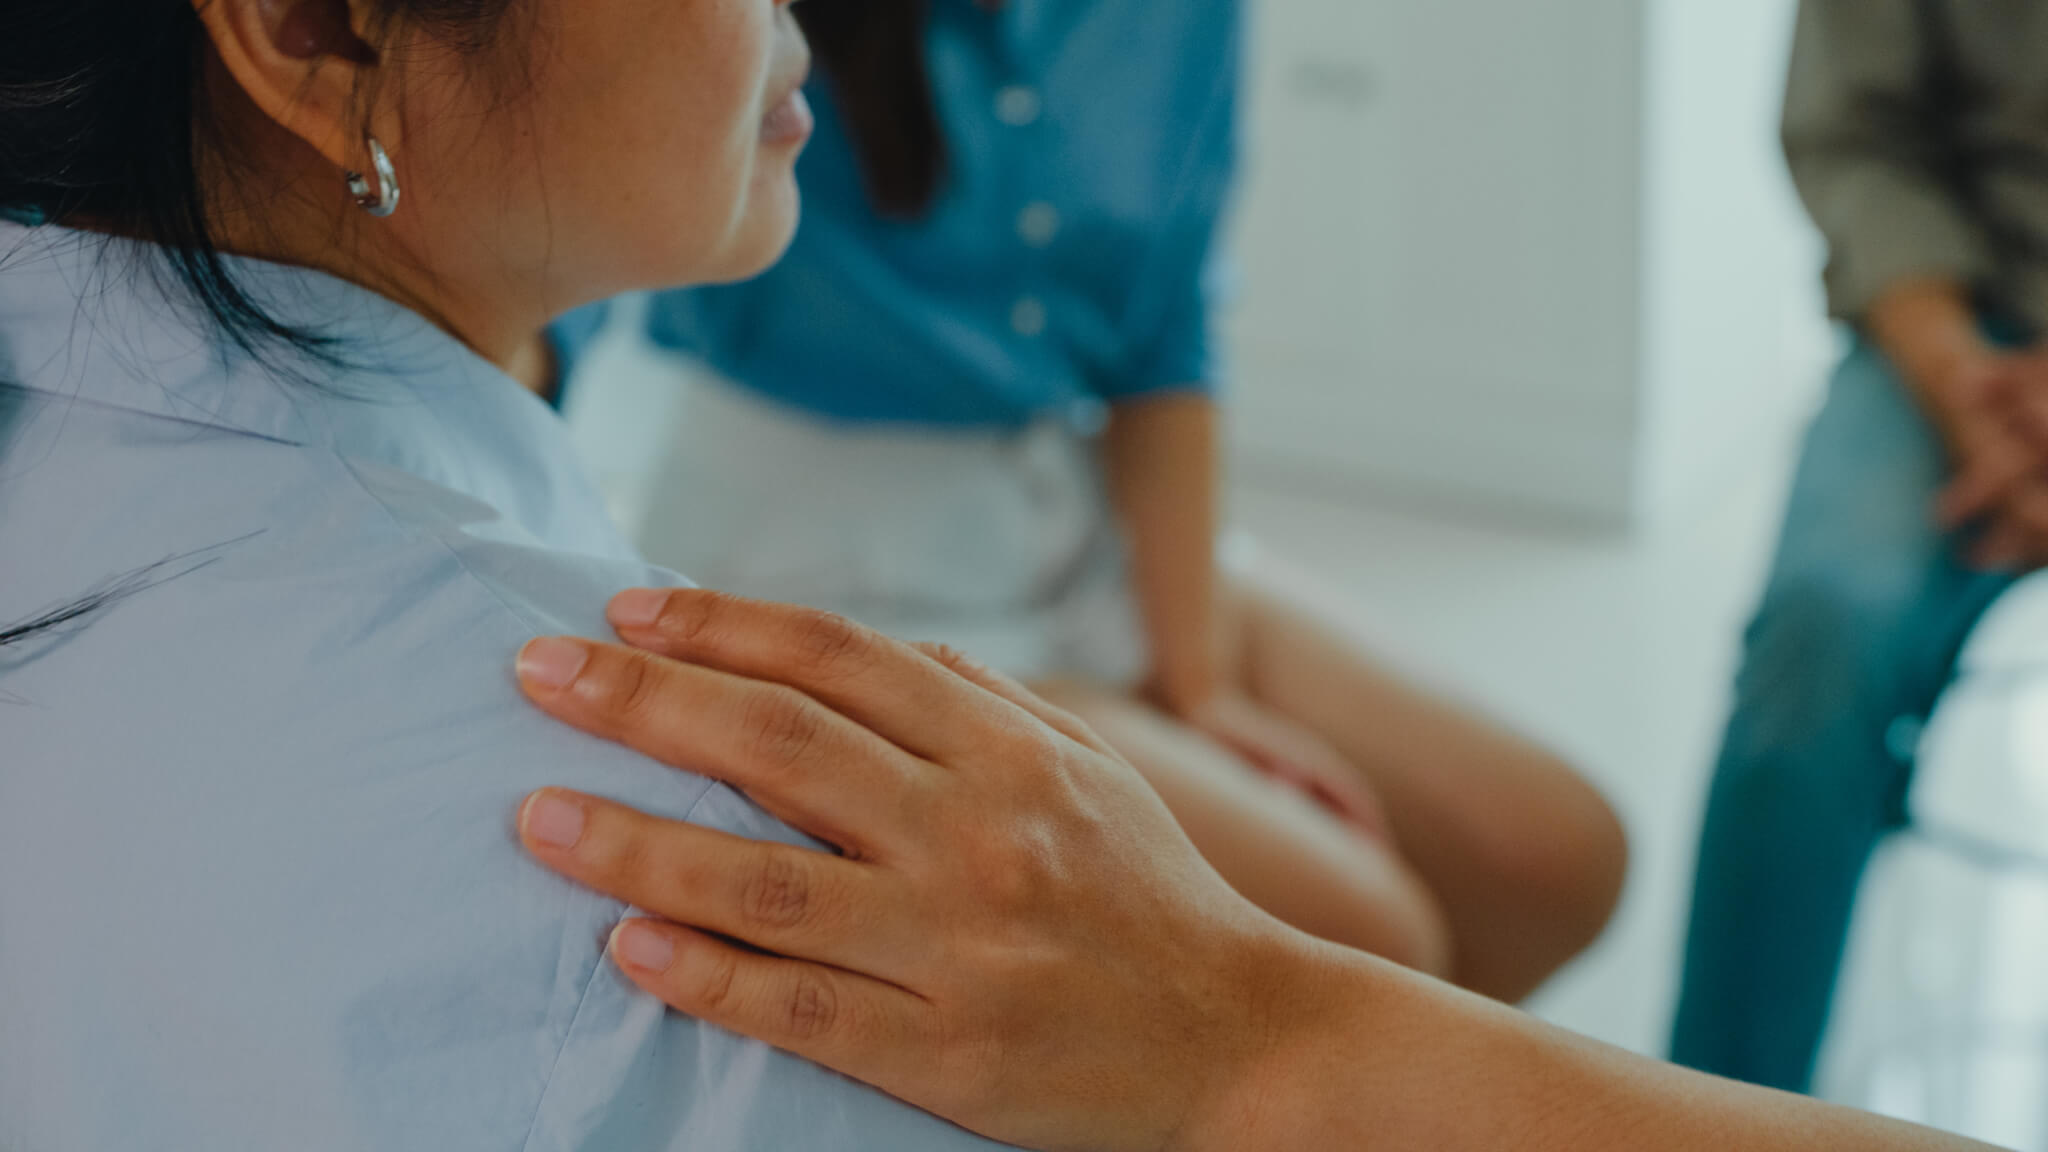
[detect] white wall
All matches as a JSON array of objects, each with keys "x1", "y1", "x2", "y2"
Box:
[
  {"x1": 1227, "y1": 0, "x2": 1830, "y2": 532},
  {"x1": 1639, "y1": 0, "x2": 1830, "y2": 527}
]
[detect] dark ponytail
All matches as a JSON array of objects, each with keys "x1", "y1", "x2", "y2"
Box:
[{"x1": 799, "y1": 0, "x2": 948, "y2": 218}]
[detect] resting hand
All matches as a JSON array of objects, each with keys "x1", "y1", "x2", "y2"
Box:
[
  {"x1": 513, "y1": 589, "x2": 1301, "y2": 1152},
  {"x1": 511, "y1": 591, "x2": 2016, "y2": 1152},
  {"x1": 1929, "y1": 351, "x2": 2048, "y2": 570},
  {"x1": 1178, "y1": 690, "x2": 1391, "y2": 841}
]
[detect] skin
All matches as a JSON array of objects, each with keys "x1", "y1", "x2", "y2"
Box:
[
  {"x1": 190, "y1": 0, "x2": 812, "y2": 370},
  {"x1": 1032, "y1": 678, "x2": 1453, "y2": 976},
  {"x1": 513, "y1": 588, "x2": 2004, "y2": 1152},
  {"x1": 1871, "y1": 276, "x2": 2048, "y2": 571},
  {"x1": 1226, "y1": 578, "x2": 1628, "y2": 999},
  {"x1": 161, "y1": 1, "x2": 1964, "y2": 1143},
  {"x1": 194, "y1": 0, "x2": 1611, "y2": 1003},
  {"x1": 1091, "y1": 391, "x2": 1625, "y2": 998}
]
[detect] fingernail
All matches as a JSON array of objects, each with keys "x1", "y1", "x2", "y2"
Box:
[
  {"x1": 522, "y1": 791, "x2": 587, "y2": 851},
  {"x1": 610, "y1": 589, "x2": 667, "y2": 631},
  {"x1": 518, "y1": 638, "x2": 589, "y2": 691},
  {"x1": 611, "y1": 921, "x2": 676, "y2": 972}
]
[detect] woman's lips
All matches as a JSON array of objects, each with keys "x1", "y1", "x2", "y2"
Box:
[{"x1": 760, "y1": 87, "x2": 814, "y2": 147}]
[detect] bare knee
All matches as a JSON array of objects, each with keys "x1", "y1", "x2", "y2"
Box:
[
  {"x1": 1471, "y1": 755, "x2": 1630, "y2": 967},
  {"x1": 1548, "y1": 770, "x2": 1630, "y2": 954},
  {"x1": 1033, "y1": 682, "x2": 1459, "y2": 978},
  {"x1": 1317, "y1": 860, "x2": 1454, "y2": 979}
]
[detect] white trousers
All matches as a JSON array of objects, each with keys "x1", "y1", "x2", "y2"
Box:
[{"x1": 637, "y1": 376, "x2": 1147, "y2": 687}]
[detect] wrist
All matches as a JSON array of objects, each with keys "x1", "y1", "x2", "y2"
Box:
[
  {"x1": 1170, "y1": 930, "x2": 1381, "y2": 1152},
  {"x1": 1912, "y1": 341, "x2": 1999, "y2": 407},
  {"x1": 1868, "y1": 278, "x2": 1993, "y2": 401}
]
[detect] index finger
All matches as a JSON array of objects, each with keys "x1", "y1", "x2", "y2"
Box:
[
  {"x1": 518, "y1": 788, "x2": 925, "y2": 981},
  {"x1": 605, "y1": 589, "x2": 1043, "y2": 764},
  {"x1": 517, "y1": 635, "x2": 924, "y2": 853},
  {"x1": 1938, "y1": 443, "x2": 2030, "y2": 529}
]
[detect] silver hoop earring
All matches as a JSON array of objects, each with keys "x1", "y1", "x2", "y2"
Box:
[{"x1": 344, "y1": 138, "x2": 401, "y2": 219}]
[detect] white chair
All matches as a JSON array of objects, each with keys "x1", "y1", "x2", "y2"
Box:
[{"x1": 1817, "y1": 578, "x2": 2048, "y2": 1150}]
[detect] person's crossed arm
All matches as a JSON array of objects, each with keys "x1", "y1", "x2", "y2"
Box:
[
  {"x1": 1871, "y1": 277, "x2": 2048, "y2": 570},
  {"x1": 1787, "y1": 0, "x2": 2048, "y2": 570}
]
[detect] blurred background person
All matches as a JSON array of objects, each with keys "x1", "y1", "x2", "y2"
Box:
[
  {"x1": 1673, "y1": 0, "x2": 2048, "y2": 1095},
  {"x1": 556, "y1": 0, "x2": 1626, "y2": 1001}
]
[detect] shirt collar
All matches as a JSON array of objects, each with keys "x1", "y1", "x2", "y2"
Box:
[
  {"x1": 0, "y1": 220, "x2": 493, "y2": 448},
  {"x1": 0, "y1": 220, "x2": 628, "y2": 555}
]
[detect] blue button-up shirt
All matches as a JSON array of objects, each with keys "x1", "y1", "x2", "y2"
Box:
[
  {"x1": 581, "y1": 0, "x2": 1239, "y2": 428},
  {"x1": 0, "y1": 221, "x2": 1012, "y2": 1151}
]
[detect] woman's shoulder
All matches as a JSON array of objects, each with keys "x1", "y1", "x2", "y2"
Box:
[
  {"x1": 0, "y1": 392, "x2": 1010, "y2": 1152},
  {"x1": 0, "y1": 377, "x2": 674, "y2": 798}
]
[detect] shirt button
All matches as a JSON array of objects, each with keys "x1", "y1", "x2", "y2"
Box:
[
  {"x1": 995, "y1": 86, "x2": 1042, "y2": 127},
  {"x1": 1010, "y1": 296, "x2": 1049, "y2": 337},
  {"x1": 1017, "y1": 202, "x2": 1062, "y2": 247}
]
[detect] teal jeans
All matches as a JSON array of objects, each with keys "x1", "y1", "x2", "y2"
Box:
[{"x1": 1669, "y1": 333, "x2": 2016, "y2": 1093}]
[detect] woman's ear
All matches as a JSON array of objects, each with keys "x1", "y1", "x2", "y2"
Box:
[{"x1": 191, "y1": 0, "x2": 385, "y2": 175}]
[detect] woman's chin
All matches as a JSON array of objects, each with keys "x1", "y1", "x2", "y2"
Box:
[
  {"x1": 708, "y1": 185, "x2": 802, "y2": 284},
  {"x1": 617, "y1": 178, "x2": 800, "y2": 292}
]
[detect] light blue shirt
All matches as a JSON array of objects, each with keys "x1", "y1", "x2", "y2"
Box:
[
  {"x1": 560, "y1": 0, "x2": 1240, "y2": 428},
  {"x1": 0, "y1": 222, "x2": 1012, "y2": 1152}
]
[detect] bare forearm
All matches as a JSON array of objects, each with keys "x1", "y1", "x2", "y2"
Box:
[
  {"x1": 1104, "y1": 391, "x2": 1221, "y2": 708},
  {"x1": 1868, "y1": 276, "x2": 1990, "y2": 402},
  {"x1": 1197, "y1": 940, "x2": 2000, "y2": 1152},
  {"x1": 524, "y1": 591, "x2": 2003, "y2": 1152}
]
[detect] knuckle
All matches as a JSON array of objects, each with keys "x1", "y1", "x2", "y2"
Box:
[
  {"x1": 740, "y1": 849, "x2": 819, "y2": 932},
  {"x1": 587, "y1": 812, "x2": 653, "y2": 880},
  {"x1": 687, "y1": 947, "x2": 742, "y2": 1017},
  {"x1": 661, "y1": 589, "x2": 740, "y2": 650},
  {"x1": 983, "y1": 850, "x2": 1047, "y2": 912},
  {"x1": 957, "y1": 822, "x2": 1051, "y2": 913},
  {"x1": 1008, "y1": 727, "x2": 1072, "y2": 785},
  {"x1": 601, "y1": 652, "x2": 667, "y2": 726},
  {"x1": 783, "y1": 971, "x2": 841, "y2": 1041},
  {"x1": 787, "y1": 608, "x2": 875, "y2": 679},
  {"x1": 1038, "y1": 698, "x2": 1117, "y2": 757},
  {"x1": 740, "y1": 689, "x2": 828, "y2": 775},
  {"x1": 921, "y1": 643, "x2": 981, "y2": 678}
]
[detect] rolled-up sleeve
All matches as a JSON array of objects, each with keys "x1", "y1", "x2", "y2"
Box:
[
  {"x1": 1104, "y1": 20, "x2": 1242, "y2": 402},
  {"x1": 1783, "y1": 0, "x2": 1996, "y2": 324}
]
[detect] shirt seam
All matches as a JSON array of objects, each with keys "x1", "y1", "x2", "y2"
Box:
[
  {"x1": 515, "y1": 780, "x2": 723, "y2": 1152},
  {"x1": 317, "y1": 443, "x2": 713, "y2": 1151}
]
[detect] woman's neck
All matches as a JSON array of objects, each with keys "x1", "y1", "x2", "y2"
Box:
[{"x1": 196, "y1": 63, "x2": 541, "y2": 375}]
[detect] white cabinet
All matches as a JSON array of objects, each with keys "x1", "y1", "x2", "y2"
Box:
[{"x1": 1226, "y1": 0, "x2": 1828, "y2": 529}]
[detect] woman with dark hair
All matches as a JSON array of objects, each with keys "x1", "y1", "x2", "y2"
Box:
[
  {"x1": 557, "y1": 0, "x2": 1627, "y2": 999},
  {"x1": 0, "y1": 1, "x2": 1022, "y2": 1147},
  {"x1": 0, "y1": 3, "x2": 2019, "y2": 1149}
]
